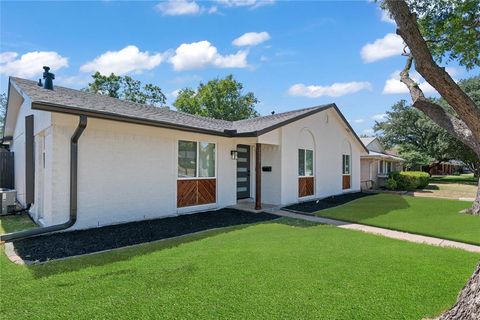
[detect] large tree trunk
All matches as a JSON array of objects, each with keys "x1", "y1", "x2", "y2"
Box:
[
  {"x1": 435, "y1": 263, "x2": 480, "y2": 320},
  {"x1": 473, "y1": 180, "x2": 480, "y2": 216},
  {"x1": 384, "y1": 0, "x2": 480, "y2": 215},
  {"x1": 382, "y1": 1, "x2": 480, "y2": 319}
]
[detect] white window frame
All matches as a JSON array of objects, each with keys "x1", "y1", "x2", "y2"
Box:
[
  {"x1": 378, "y1": 160, "x2": 392, "y2": 176},
  {"x1": 342, "y1": 154, "x2": 351, "y2": 176},
  {"x1": 177, "y1": 140, "x2": 217, "y2": 180},
  {"x1": 298, "y1": 148, "x2": 314, "y2": 177}
]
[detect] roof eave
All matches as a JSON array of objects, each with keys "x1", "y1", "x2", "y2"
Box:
[{"x1": 31, "y1": 101, "x2": 235, "y2": 137}]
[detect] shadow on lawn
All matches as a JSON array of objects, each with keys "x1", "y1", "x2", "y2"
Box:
[{"x1": 24, "y1": 217, "x2": 312, "y2": 279}]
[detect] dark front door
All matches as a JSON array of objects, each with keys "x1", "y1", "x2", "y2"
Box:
[{"x1": 236, "y1": 145, "x2": 251, "y2": 199}]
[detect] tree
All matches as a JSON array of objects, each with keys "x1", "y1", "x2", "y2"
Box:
[
  {"x1": 383, "y1": 0, "x2": 480, "y2": 215},
  {"x1": 382, "y1": 1, "x2": 480, "y2": 318},
  {"x1": 83, "y1": 72, "x2": 166, "y2": 106},
  {"x1": 0, "y1": 93, "x2": 6, "y2": 137},
  {"x1": 174, "y1": 75, "x2": 259, "y2": 121},
  {"x1": 374, "y1": 77, "x2": 480, "y2": 176}
]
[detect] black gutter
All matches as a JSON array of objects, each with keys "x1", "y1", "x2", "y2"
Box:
[{"x1": 0, "y1": 115, "x2": 87, "y2": 242}]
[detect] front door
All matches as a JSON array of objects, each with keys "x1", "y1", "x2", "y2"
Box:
[{"x1": 236, "y1": 145, "x2": 251, "y2": 199}]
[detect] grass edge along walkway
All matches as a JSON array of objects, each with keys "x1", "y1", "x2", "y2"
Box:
[{"x1": 274, "y1": 210, "x2": 480, "y2": 253}]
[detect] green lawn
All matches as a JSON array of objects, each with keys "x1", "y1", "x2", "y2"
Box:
[
  {"x1": 0, "y1": 217, "x2": 478, "y2": 319},
  {"x1": 315, "y1": 194, "x2": 480, "y2": 245},
  {"x1": 0, "y1": 214, "x2": 37, "y2": 234},
  {"x1": 430, "y1": 173, "x2": 478, "y2": 185}
]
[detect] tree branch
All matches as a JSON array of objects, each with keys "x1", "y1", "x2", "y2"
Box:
[
  {"x1": 385, "y1": 0, "x2": 480, "y2": 148},
  {"x1": 399, "y1": 55, "x2": 480, "y2": 152}
]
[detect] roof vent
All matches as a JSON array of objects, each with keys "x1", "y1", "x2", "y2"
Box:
[
  {"x1": 42, "y1": 66, "x2": 54, "y2": 90},
  {"x1": 271, "y1": 111, "x2": 275, "y2": 115}
]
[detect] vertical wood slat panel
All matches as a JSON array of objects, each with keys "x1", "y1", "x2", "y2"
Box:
[
  {"x1": 342, "y1": 175, "x2": 351, "y2": 190},
  {"x1": 177, "y1": 179, "x2": 216, "y2": 208},
  {"x1": 298, "y1": 177, "x2": 314, "y2": 197}
]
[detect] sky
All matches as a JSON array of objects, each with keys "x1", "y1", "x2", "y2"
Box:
[{"x1": 1, "y1": 0, "x2": 478, "y2": 136}]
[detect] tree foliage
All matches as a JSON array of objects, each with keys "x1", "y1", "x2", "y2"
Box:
[
  {"x1": 406, "y1": 0, "x2": 480, "y2": 69},
  {"x1": 83, "y1": 72, "x2": 166, "y2": 105},
  {"x1": 375, "y1": 77, "x2": 480, "y2": 174},
  {"x1": 174, "y1": 75, "x2": 259, "y2": 121}
]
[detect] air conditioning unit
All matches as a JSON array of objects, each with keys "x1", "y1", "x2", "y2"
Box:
[{"x1": 0, "y1": 189, "x2": 16, "y2": 215}]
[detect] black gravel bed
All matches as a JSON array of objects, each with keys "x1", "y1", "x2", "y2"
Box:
[
  {"x1": 283, "y1": 192, "x2": 374, "y2": 214},
  {"x1": 13, "y1": 208, "x2": 279, "y2": 262}
]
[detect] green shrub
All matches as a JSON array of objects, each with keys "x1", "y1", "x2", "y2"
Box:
[
  {"x1": 385, "y1": 178, "x2": 397, "y2": 190},
  {"x1": 388, "y1": 171, "x2": 430, "y2": 191}
]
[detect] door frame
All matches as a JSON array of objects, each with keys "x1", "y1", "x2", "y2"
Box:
[{"x1": 236, "y1": 144, "x2": 251, "y2": 200}]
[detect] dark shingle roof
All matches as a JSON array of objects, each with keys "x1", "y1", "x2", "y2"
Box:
[{"x1": 9, "y1": 77, "x2": 340, "y2": 138}]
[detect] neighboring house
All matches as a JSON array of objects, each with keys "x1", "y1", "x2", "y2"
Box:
[
  {"x1": 360, "y1": 137, "x2": 404, "y2": 189},
  {"x1": 2, "y1": 76, "x2": 367, "y2": 230},
  {"x1": 427, "y1": 160, "x2": 464, "y2": 176}
]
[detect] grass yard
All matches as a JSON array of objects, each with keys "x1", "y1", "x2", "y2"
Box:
[
  {"x1": 315, "y1": 194, "x2": 480, "y2": 245},
  {"x1": 430, "y1": 174, "x2": 478, "y2": 185},
  {"x1": 414, "y1": 182, "x2": 477, "y2": 199},
  {"x1": 0, "y1": 217, "x2": 478, "y2": 319},
  {"x1": 0, "y1": 214, "x2": 37, "y2": 234}
]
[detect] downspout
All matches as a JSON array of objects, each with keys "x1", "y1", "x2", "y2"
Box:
[{"x1": 0, "y1": 115, "x2": 87, "y2": 242}]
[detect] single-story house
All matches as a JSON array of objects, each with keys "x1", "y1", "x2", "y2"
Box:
[
  {"x1": 427, "y1": 160, "x2": 464, "y2": 176},
  {"x1": 360, "y1": 137, "x2": 404, "y2": 189},
  {"x1": 2, "y1": 75, "x2": 367, "y2": 231}
]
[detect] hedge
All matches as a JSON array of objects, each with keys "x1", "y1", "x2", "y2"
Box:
[{"x1": 386, "y1": 171, "x2": 430, "y2": 191}]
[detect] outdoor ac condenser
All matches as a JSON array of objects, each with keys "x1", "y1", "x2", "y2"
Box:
[{"x1": 0, "y1": 189, "x2": 16, "y2": 215}]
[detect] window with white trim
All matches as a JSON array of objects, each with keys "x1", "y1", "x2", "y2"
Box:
[
  {"x1": 342, "y1": 154, "x2": 351, "y2": 175},
  {"x1": 298, "y1": 149, "x2": 314, "y2": 176},
  {"x1": 378, "y1": 160, "x2": 392, "y2": 175},
  {"x1": 178, "y1": 140, "x2": 216, "y2": 178},
  {"x1": 378, "y1": 160, "x2": 385, "y2": 175}
]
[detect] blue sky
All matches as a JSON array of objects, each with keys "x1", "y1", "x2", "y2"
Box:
[{"x1": 1, "y1": 0, "x2": 478, "y2": 136}]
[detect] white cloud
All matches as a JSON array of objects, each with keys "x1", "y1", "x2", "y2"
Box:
[
  {"x1": 287, "y1": 81, "x2": 372, "y2": 98},
  {"x1": 371, "y1": 113, "x2": 387, "y2": 121},
  {"x1": 380, "y1": 9, "x2": 395, "y2": 24},
  {"x1": 169, "y1": 40, "x2": 248, "y2": 71},
  {"x1": 208, "y1": 6, "x2": 218, "y2": 14},
  {"x1": 232, "y1": 31, "x2": 271, "y2": 47},
  {"x1": 363, "y1": 128, "x2": 374, "y2": 135},
  {"x1": 218, "y1": 0, "x2": 275, "y2": 9},
  {"x1": 80, "y1": 45, "x2": 165, "y2": 75},
  {"x1": 382, "y1": 70, "x2": 436, "y2": 94},
  {"x1": 155, "y1": 0, "x2": 201, "y2": 16},
  {"x1": 353, "y1": 119, "x2": 365, "y2": 123},
  {"x1": 0, "y1": 52, "x2": 18, "y2": 64},
  {"x1": 0, "y1": 51, "x2": 69, "y2": 78},
  {"x1": 360, "y1": 33, "x2": 404, "y2": 63},
  {"x1": 170, "y1": 89, "x2": 181, "y2": 98},
  {"x1": 56, "y1": 74, "x2": 91, "y2": 88}
]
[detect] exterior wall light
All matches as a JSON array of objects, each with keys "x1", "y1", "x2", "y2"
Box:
[{"x1": 230, "y1": 150, "x2": 238, "y2": 160}]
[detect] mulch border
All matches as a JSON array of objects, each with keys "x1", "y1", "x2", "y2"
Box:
[{"x1": 6, "y1": 208, "x2": 279, "y2": 264}]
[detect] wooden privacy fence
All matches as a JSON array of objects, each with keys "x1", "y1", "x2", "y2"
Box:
[{"x1": 0, "y1": 151, "x2": 14, "y2": 189}]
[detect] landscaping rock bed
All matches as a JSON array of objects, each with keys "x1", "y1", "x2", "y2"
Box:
[
  {"x1": 12, "y1": 209, "x2": 278, "y2": 262},
  {"x1": 283, "y1": 192, "x2": 374, "y2": 214}
]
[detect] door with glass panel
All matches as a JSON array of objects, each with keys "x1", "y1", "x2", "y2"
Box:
[{"x1": 236, "y1": 145, "x2": 251, "y2": 199}]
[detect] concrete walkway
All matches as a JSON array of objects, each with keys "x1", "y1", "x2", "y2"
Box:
[{"x1": 274, "y1": 209, "x2": 480, "y2": 253}]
